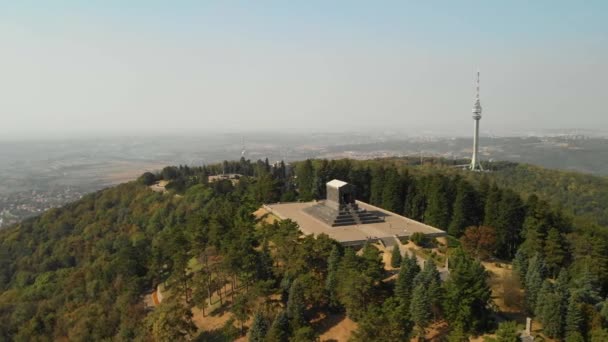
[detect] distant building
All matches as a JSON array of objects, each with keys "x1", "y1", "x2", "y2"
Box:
[
  {"x1": 208, "y1": 173, "x2": 241, "y2": 184},
  {"x1": 263, "y1": 179, "x2": 445, "y2": 247}
]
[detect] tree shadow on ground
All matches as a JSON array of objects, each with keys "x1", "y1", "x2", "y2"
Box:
[{"x1": 310, "y1": 311, "x2": 348, "y2": 337}]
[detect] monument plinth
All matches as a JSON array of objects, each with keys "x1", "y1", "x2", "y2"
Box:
[{"x1": 304, "y1": 179, "x2": 382, "y2": 227}]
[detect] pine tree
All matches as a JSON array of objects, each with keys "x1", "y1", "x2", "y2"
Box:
[
  {"x1": 494, "y1": 190, "x2": 525, "y2": 259},
  {"x1": 248, "y1": 312, "x2": 268, "y2": 342},
  {"x1": 326, "y1": 245, "x2": 341, "y2": 311},
  {"x1": 571, "y1": 268, "x2": 602, "y2": 305},
  {"x1": 566, "y1": 294, "x2": 583, "y2": 339},
  {"x1": 424, "y1": 175, "x2": 451, "y2": 230},
  {"x1": 483, "y1": 184, "x2": 502, "y2": 228},
  {"x1": 266, "y1": 311, "x2": 290, "y2": 342},
  {"x1": 535, "y1": 280, "x2": 565, "y2": 339},
  {"x1": 444, "y1": 249, "x2": 492, "y2": 334},
  {"x1": 351, "y1": 297, "x2": 412, "y2": 342},
  {"x1": 369, "y1": 166, "x2": 385, "y2": 206},
  {"x1": 495, "y1": 321, "x2": 520, "y2": 342},
  {"x1": 520, "y1": 197, "x2": 551, "y2": 255},
  {"x1": 286, "y1": 279, "x2": 306, "y2": 330},
  {"x1": 414, "y1": 260, "x2": 442, "y2": 316},
  {"x1": 395, "y1": 254, "x2": 420, "y2": 307},
  {"x1": 410, "y1": 283, "x2": 431, "y2": 337},
  {"x1": 382, "y1": 167, "x2": 403, "y2": 213},
  {"x1": 535, "y1": 280, "x2": 553, "y2": 317},
  {"x1": 543, "y1": 228, "x2": 565, "y2": 277},
  {"x1": 390, "y1": 246, "x2": 402, "y2": 268},
  {"x1": 512, "y1": 248, "x2": 528, "y2": 281},
  {"x1": 565, "y1": 331, "x2": 585, "y2": 342},
  {"x1": 446, "y1": 322, "x2": 468, "y2": 342},
  {"x1": 295, "y1": 160, "x2": 314, "y2": 201},
  {"x1": 524, "y1": 254, "x2": 545, "y2": 312},
  {"x1": 448, "y1": 180, "x2": 479, "y2": 237},
  {"x1": 312, "y1": 160, "x2": 330, "y2": 199},
  {"x1": 590, "y1": 328, "x2": 608, "y2": 342},
  {"x1": 542, "y1": 292, "x2": 567, "y2": 339}
]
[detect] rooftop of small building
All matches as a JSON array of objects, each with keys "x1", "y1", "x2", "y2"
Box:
[{"x1": 262, "y1": 199, "x2": 445, "y2": 246}]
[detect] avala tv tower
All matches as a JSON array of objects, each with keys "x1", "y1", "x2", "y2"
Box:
[{"x1": 470, "y1": 70, "x2": 483, "y2": 171}]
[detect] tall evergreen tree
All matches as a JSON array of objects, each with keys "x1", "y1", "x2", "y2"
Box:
[
  {"x1": 351, "y1": 297, "x2": 412, "y2": 342},
  {"x1": 395, "y1": 254, "x2": 421, "y2": 307},
  {"x1": 312, "y1": 160, "x2": 330, "y2": 200},
  {"x1": 444, "y1": 249, "x2": 492, "y2": 334},
  {"x1": 494, "y1": 321, "x2": 520, "y2": 342},
  {"x1": 535, "y1": 280, "x2": 554, "y2": 317},
  {"x1": 535, "y1": 280, "x2": 566, "y2": 339},
  {"x1": 424, "y1": 175, "x2": 451, "y2": 230},
  {"x1": 325, "y1": 245, "x2": 341, "y2": 311},
  {"x1": 248, "y1": 312, "x2": 269, "y2": 342},
  {"x1": 524, "y1": 254, "x2": 545, "y2": 312},
  {"x1": 410, "y1": 283, "x2": 431, "y2": 337},
  {"x1": 494, "y1": 190, "x2": 525, "y2": 258},
  {"x1": 286, "y1": 279, "x2": 307, "y2": 330},
  {"x1": 566, "y1": 294, "x2": 583, "y2": 339},
  {"x1": 448, "y1": 180, "x2": 480, "y2": 237},
  {"x1": 295, "y1": 160, "x2": 314, "y2": 201},
  {"x1": 390, "y1": 246, "x2": 402, "y2": 268},
  {"x1": 544, "y1": 228, "x2": 566, "y2": 278},
  {"x1": 483, "y1": 184, "x2": 502, "y2": 228},
  {"x1": 369, "y1": 166, "x2": 385, "y2": 206},
  {"x1": 266, "y1": 311, "x2": 290, "y2": 342},
  {"x1": 512, "y1": 248, "x2": 528, "y2": 281},
  {"x1": 382, "y1": 167, "x2": 403, "y2": 213}
]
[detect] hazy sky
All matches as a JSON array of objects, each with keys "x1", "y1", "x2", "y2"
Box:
[{"x1": 1, "y1": 1, "x2": 607, "y2": 138}]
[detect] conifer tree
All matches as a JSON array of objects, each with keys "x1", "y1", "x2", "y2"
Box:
[
  {"x1": 248, "y1": 312, "x2": 268, "y2": 342},
  {"x1": 524, "y1": 254, "x2": 545, "y2": 312},
  {"x1": 494, "y1": 321, "x2": 520, "y2": 342},
  {"x1": 535, "y1": 280, "x2": 565, "y2": 338},
  {"x1": 566, "y1": 294, "x2": 583, "y2": 340},
  {"x1": 295, "y1": 160, "x2": 314, "y2": 201},
  {"x1": 448, "y1": 180, "x2": 479, "y2": 237},
  {"x1": 382, "y1": 167, "x2": 403, "y2": 213},
  {"x1": 369, "y1": 166, "x2": 385, "y2": 206},
  {"x1": 312, "y1": 160, "x2": 330, "y2": 199},
  {"x1": 326, "y1": 245, "x2": 341, "y2": 311},
  {"x1": 543, "y1": 228, "x2": 565, "y2": 277},
  {"x1": 446, "y1": 322, "x2": 468, "y2": 342},
  {"x1": 512, "y1": 248, "x2": 528, "y2": 281},
  {"x1": 444, "y1": 249, "x2": 492, "y2": 334},
  {"x1": 395, "y1": 254, "x2": 420, "y2": 307},
  {"x1": 535, "y1": 280, "x2": 553, "y2": 317},
  {"x1": 424, "y1": 175, "x2": 451, "y2": 230},
  {"x1": 266, "y1": 311, "x2": 290, "y2": 342},
  {"x1": 494, "y1": 190, "x2": 525, "y2": 258},
  {"x1": 590, "y1": 328, "x2": 608, "y2": 342},
  {"x1": 410, "y1": 283, "x2": 431, "y2": 337},
  {"x1": 414, "y1": 260, "x2": 442, "y2": 316},
  {"x1": 483, "y1": 184, "x2": 502, "y2": 228},
  {"x1": 286, "y1": 279, "x2": 306, "y2": 330},
  {"x1": 543, "y1": 292, "x2": 567, "y2": 339},
  {"x1": 390, "y1": 246, "x2": 402, "y2": 268}
]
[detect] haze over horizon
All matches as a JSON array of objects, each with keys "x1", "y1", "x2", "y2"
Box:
[{"x1": 2, "y1": 1, "x2": 607, "y2": 139}]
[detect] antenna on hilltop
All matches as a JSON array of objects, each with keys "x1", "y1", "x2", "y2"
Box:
[
  {"x1": 470, "y1": 69, "x2": 484, "y2": 171},
  {"x1": 241, "y1": 137, "x2": 246, "y2": 159}
]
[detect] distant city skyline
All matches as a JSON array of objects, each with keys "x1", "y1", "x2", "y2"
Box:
[{"x1": 1, "y1": 1, "x2": 607, "y2": 139}]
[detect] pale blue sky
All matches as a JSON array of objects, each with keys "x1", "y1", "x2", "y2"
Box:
[{"x1": 1, "y1": 1, "x2": 607, "y2": 137}]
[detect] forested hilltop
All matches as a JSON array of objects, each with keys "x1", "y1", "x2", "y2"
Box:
[{"x1": 1, "y1": 158, "x2": 608, "y2": 341}]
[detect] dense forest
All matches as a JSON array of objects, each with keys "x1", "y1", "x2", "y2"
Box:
[{"x1": 1, "y1": 157, "x2": 608, "y2": 341}]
